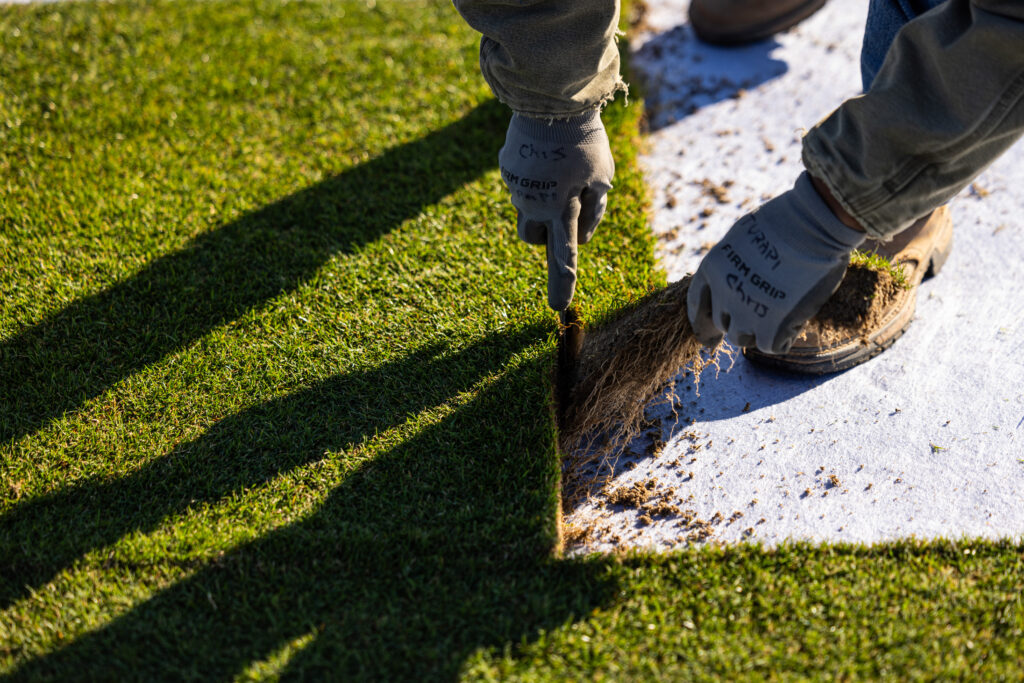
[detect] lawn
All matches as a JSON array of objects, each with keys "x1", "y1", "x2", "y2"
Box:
[{"x1": 1, "y1": 0, "x2": 1021, "y2": 679}]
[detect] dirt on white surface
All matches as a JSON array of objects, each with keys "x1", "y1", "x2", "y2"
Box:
[{"x1": 564, "y1": 0, "x2": 1024, "y2": 553}]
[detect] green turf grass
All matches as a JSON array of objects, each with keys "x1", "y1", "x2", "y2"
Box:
[
  {"x1": 849, "y1": 250, "x2": 910, "y2": 289},
  {"x1": 1, "y1": 0, "x2": 1021, "y2": 679}
]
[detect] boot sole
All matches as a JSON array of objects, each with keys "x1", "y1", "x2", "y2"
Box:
[
  {"x1": 744, "y1": 210, "x2": 953, "y2": 375},
  {"x1": 689, "y1": 0, "x2": 828, "y2": 46}
]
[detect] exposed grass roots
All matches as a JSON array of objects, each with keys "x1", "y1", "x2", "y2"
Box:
[{"x1": 559, "y1": 277, "x2": 721, "y2": 510}]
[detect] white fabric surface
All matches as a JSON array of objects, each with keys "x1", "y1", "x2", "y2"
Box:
[{"x1": 567, "y1": 0, "x2": 1024, "y2": 552}]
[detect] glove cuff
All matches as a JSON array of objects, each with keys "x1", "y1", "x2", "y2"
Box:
[
  {"x1": 510, "y1": 110, "x2": 605, "y2": 145},
  {"x1": 790, "y1": 172, "x2": 866, "y2": 251}
]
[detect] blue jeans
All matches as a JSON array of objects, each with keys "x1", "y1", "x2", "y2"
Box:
[
  {"x1": 862, "y1": 0, "x2": 949, "y2": 89},
  {"x1": 805, "y1": 0, "x2": 1024, "y2": 238}
]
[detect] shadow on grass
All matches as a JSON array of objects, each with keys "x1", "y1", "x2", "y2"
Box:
[
  {"x1": 0, "y1": 98, "x2": 619, "y2": 678},
  {"x1": 0, "y1": 325, "x2": 535, "y2": 608},
  {"x1": 0, "y1": 99, "x2": 508, "y2": 446},
  {"x1": 5, "y1": 341, "x2": 618, "y2": 680}
]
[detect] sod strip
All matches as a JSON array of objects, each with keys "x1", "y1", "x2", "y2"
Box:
[{"x1": 463, "y1": 541, "x2": 1024, "y2": 680}]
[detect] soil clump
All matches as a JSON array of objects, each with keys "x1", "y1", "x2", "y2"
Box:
[
  {"x1": 800, "y1": 262, "x2": 904, "y2": 345},
  {"x1": 607, "y1": 481, "x2": 654, "y2": 508}
]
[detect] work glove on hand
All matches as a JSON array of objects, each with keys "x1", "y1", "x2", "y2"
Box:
[
  {"x1": 499, "y1": 110, "x2": 614, "y2": 311},
  {"x1": 687, "y1": 172, "x2": 866, "y2": 354}
]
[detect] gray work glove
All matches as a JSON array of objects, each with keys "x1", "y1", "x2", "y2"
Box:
[
  {"x1": 499, "y1": 110, "x2": 614, "y2": 311},
  {"x1": 687, "y1": 172, "x2": 866, "y2": 354}
]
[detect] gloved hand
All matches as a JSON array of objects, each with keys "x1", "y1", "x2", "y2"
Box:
[
  {"x1": 687, "y1": 172, "x2": 866, "y2": 354},
  {"x1": 499, "y1": 110, "x2": 614, "y2": 311}
]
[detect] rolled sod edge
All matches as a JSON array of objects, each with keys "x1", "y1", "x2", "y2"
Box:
[{"x1": 558, "y1": 276, "x2": 722, "y2": 509}]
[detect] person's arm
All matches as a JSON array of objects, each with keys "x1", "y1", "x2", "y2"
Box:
[
  {"x1": 803, "y1": 0, "x2": 1024, "y2": 239},
  {"x1": 452, "y1": 0, "x2": 625, "y2": 118},
  {"x1": 689, "y1": 0, "x2": 1024, "y2": 352},
  {"x1": 454, "y1": 1, "x2": 623, "y2": 310}
]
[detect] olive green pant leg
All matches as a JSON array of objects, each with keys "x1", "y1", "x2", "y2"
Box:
[
  {"x1": 803, "y1": 0, "x2": 1024, "y2": 239},
  {"x1": 452, "y1": 0, "x2": 625, "y2": 117}
]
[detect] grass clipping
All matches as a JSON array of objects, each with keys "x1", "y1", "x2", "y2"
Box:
[{"x1": 560, "y1": 276, "x2": 720, "y2": 508}]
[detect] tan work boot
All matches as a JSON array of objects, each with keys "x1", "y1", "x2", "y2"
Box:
[
  {"x1": 688, "y1": 0, "x2": 827, "y2": 45},
  {"x1": 743, "y1": 206, "x2": 953, "y2": 374}
]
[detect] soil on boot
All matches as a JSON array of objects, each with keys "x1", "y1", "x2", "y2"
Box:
[{"x1": 800, "y1": 262, "x2": 905, "y2": 345}]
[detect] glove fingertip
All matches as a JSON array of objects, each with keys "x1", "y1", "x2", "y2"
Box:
[
  {"x1": 768, "y1": 326, "x2": 799, "y2": 355},
  {"x1": 698, "y1": 330, "x2": 725, "y2": 349},
  {"x1": 546, "y1": 226, "x2": 578, "y2": 311},
  {"x1": 732, "y1": 332, "x2": 757, "y2": 349},
  {"x1": 547, "y1": 267, "x2": 576, "y2": 311},
  {"x1": 578, "y1": 188, "x2": 608, "y2": 245},
  {"x1": 685, "y1": 275, "x2": 707, "y2": 322},
  {"x1": 548, "y1": 289, "x2": 574, "y2": 312},
  {"x1": 686, "y1": 277, "x2": 722, "y2": 348}
]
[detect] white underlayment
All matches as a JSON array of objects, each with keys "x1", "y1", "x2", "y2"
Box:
[{"x1": 566, "y1": 0, "x2": 1024, "y2": 552}]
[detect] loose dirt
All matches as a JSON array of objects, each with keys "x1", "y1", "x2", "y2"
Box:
[{"x1": 607, "y1": 480, "x2": 655, "y2": 508}]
